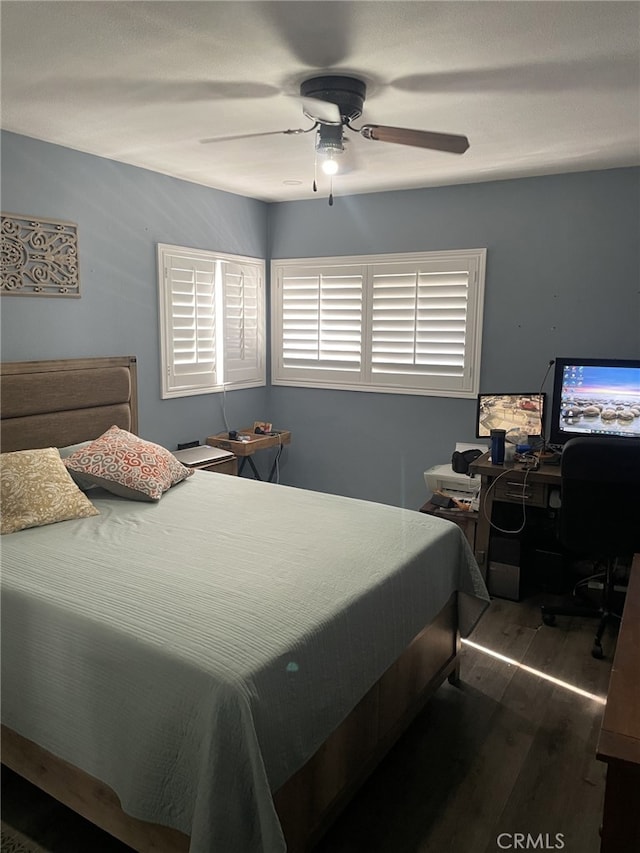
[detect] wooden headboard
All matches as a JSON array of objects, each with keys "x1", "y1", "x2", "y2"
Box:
[{"x1": 0, "y1": 356, "x2": 138, "y2": 452}]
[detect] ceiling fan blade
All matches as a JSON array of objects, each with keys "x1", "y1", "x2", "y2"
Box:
[
  {"x1": 301, "y1": 97, "x2": 341, "y2": 125},
  {"x1": 200, "y1": 127, "x2": 313, "y2": 144},
  {"x1": 25, "y1": 77, "x2": 281, "y2": 105},
  {"x1": 359, "y1": 124, "x2": 470, "y2": 154},
  {"x1": 258, "y1": 2, "x2": 353, "y2": 68}
]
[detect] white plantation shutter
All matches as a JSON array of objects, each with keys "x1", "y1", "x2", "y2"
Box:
[
  {"x1": 163, "y1": 253, "x2": 218, "y2": 394},
  {"x1": 159, "y1": 245, "x2": 265, "y2": 398},
  {"x1": 278, "y1": 266, "x2": 364, "y2": 383},
  {"x1": 371, "y1": 259, "x2": 474, "y2": 392},
  {"x1": 272, "y1": 249, "x2": 485, "y2": 397},
  {"x1": 222, "y1": 261, "x2": 263, "y2": 385}
]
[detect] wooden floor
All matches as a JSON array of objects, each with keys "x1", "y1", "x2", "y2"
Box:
[{"x1": 1, "y1": 594, "x2": 615, "y2": 853}]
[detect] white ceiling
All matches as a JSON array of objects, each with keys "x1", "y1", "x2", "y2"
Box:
[{"x1": 2, "y1": 1, "x2": 639, "y2": 203}]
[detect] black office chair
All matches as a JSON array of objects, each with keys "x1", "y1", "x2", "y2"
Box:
[{"x1": 540, "y1": 435, "x2": 640, "y2": 658}]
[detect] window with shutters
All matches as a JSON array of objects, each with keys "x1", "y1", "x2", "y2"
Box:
[
  {"x1": 271, "y1": 249, "x2": 486, "y2": 398},
  {"x1": 158, "y1": 244, "x2": 265, "y2": 399}
]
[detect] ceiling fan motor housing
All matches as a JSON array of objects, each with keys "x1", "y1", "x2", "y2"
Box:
[{"x1": 300, "y1": 75, "x2": 366, "y2": 123}]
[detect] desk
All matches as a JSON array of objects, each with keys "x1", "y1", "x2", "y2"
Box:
[
  {"x1": 469, "y1": 451, "x2": 561, "y2": 583},
  {"x1": 597, "y1": 552, "x2": 640, "y2": 853},
  {"x1": 206, "y1": 429, "x2": 291, "y2": 482}
]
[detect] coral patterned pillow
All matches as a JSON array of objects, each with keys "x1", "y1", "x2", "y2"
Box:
[
  {"x1": 1, "y1": 448, "x2": 99, "y2": 534},
  {"x1": 64, "y1": 425, "x2": 193, "y2": 501}
]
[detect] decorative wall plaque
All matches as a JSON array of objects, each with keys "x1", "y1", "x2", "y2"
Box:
[{"x1": 1, "y1": 213, "x2": 80, "y2": 297}]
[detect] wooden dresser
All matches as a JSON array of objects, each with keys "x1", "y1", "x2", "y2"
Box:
[{"x1": 597, "y1": 552, "x2": 640, "y2": 852}]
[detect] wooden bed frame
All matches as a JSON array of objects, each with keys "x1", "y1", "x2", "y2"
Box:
[{"x1": 0, "y1": 355, "x2": 460, "y2": 853}]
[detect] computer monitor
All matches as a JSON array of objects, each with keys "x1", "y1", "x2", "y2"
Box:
[
  {"x1": 549, "y1": 357, "x2": 640, "y2": 446},
  {"x1": 476, "y1": 393, "x2": 545, "y2": 440}
]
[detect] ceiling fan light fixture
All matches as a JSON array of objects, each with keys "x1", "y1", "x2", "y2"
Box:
[
  {"x1": 316, "y1": 123, "x2": 344, "y2": 175},
  {"x1": 321, "y1": 154, "x2": 340, "y2": 176}
]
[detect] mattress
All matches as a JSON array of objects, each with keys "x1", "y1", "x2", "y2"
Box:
[{"x1": 1, "y1": 471, "x2": 489, "y2": 852}]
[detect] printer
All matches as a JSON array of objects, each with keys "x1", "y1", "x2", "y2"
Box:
[
  {"x1": 424, "y1": 463, "x2": 481, "y2": 510},
  {"x1": 424, "y1": 443, "x2": 485, "y2": 510}
]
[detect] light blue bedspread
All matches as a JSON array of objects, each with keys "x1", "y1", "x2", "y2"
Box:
[{"x1": 1, "y1": 473, "x2": 489, "y2": 851}]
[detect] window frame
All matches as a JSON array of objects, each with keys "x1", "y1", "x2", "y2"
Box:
[
  {"x1": 271, "y1": 248, "x2": 486, "y2": 398},
  {"x1": 158, "y1": 243, "x2": 266, "y2": 399}
]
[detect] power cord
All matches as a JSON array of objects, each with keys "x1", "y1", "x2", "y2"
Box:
[
  {"x1": 482, "y1": 462, "x2": 536, "y2": 535},
  {"x1": 220, "y1": 384, "x2": 230, "y2": 434},
  {"x1": 273, "y1": 431, "x2": 284, "y2": 484}
]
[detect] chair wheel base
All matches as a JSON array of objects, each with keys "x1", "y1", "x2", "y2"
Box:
[
  {"x1": 542, "y1": 612, "x2": 557, "y2": 627},
  {"x1": 592, "y1": 642, "x2": 604, "y2": 659}
]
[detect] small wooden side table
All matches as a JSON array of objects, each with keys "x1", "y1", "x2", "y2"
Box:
[
  {"x1": 206, "y1": 429, "x2": 291, "y2": 482},
  {"x1": 419, "y1": 499, "x2": 478, "y2": 551}
]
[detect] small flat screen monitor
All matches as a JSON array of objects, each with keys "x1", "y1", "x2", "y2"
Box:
[
  {"x1": 476, "y1": 393, "x2": 545, "y2": 440},
  {"x1": 549, "y1": 357, "x2": 640, "y2": 446}
]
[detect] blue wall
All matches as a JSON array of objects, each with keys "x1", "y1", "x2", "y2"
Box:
[
  {"x1": 0, "y1": 132, "x2": 269, "y2": 450},
  {"x1": 267, "y1": 169, "x2": 640, "y2": 507},
  {"x1": 2, "y1": 131, "x2": 638, "y2": 507}
]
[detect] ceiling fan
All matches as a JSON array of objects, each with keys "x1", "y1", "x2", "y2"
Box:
[{"x1": 201, "y1": 75, "x2": 470, "y2": 203}]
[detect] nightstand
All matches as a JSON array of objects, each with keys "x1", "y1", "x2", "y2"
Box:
[
  {"x1": 206, "y1": 429, "x2": 290, "y2": 481},
  {"x1": 173, "y1": 446, "x2": 238, "y2": 476}
]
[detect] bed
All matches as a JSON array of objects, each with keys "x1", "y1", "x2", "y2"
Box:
[{"x1": 0, "y1": 355, "x2": 490, "y2": 853}]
